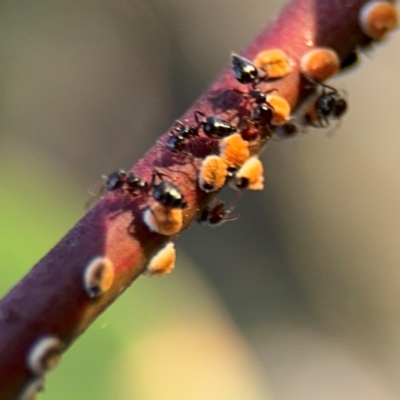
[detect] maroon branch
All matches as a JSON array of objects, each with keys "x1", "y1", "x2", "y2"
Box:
[{"x1": 0, "y1": 0, "x2": 397, "y2": 398}]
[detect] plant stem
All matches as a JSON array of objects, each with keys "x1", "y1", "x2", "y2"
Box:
[{"x1": 0, "y1": 0, "x2": 394, "y2": 397}]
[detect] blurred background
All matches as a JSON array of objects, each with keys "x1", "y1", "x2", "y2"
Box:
[{"x1": 1, "y1": 0, "x2": 400, "y2": 398}]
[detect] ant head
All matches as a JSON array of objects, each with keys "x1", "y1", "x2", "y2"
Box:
[
  {"x1": 253, "y1": 103, "x2": 274, "y2": 126},
  {"x1": 105, "y1": 170, "x2": 126, "y2": 191}
]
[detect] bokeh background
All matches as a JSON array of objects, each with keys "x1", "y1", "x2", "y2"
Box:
[{"x1": 1, "y1": 0, "x2": 400, "y2": 399}]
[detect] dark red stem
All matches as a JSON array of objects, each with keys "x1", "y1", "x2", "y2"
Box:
[{"x1": 0, "y1": 0, "x2": 383, "y2": 397}]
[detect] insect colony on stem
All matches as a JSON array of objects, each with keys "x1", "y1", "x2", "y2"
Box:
[
  {"x1": 90, "y1": 47, "x2": 353, "y2": 281},
  {"x1": 91, "y1": 39, "x2": 368, "y2": 282},
  {"x1": 98, "y1": 47, "x2": 351, "y2": 243},
  {"x1": 20, "y1": 4, "x2": 399, "y2": 399}
]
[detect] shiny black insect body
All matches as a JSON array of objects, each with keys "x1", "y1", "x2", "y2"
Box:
[
  {"x1": 194, "y1": 111, "x2": 236, "y2": 139},
  {"x1": 166, "y1": 120, "x2": 198, "y2": 154},
  {"x1": 166, "y1": 134, "x2": 186, "y2": 153},
  {"x1": 231, "y1": 54, "x2": 260, "y2": 85},
  {"x1": 231, "y1": 54, "x2": 276, "y2": 130},
  {"x1": 105, "y1": 170, "x2": 187, "y2": 209},
  {"x1": 315, "y1": 84, "x2": 347, "y2": 126},
  {"x1": 106, "y1": 169, "x2": 148, "y2": 194},
  {"x1": 248, "y1": 87, "x2": 267, "y2": 104},
  {"x1": 148, "y1": 171, "x2": 187, "y2": 209},
  {"x1": 167, "y1": 112, "x2": 236, "y2": 153},
  {"x1": 172, "y1": 120, "x2": 198, "y2": 139},
  {"x1": 105, "y1": 169, "x2": 127, "y2": 191},
  {"x1": 252, "y1": 102, "x2": 274, "y2": 126},
  {"x1": 238, "y1": 93, "x2": 275, "y2": 140},
  {"x1": 152, "y1": 180, "x2": 187, "y2": 209},
  {"x1": 246, "y1": 87, "x2": 274, "y2": 126}
]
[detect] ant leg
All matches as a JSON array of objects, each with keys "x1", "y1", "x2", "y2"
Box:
[
  {"x1": 264, "y1": 88, "x2": 278, "y2": 95},
  {"x1": 229, "y1": 186, "x2": 245, "y2": 207},
  {"x1": 231, "y1": 88, "x2": 246, "y2": 96},
  {"x1": 150, "y1": 171, "x2": 159, "y2": 187},
  {"x1": 194, "y1": 110, "x2": 206, "y2": 126},
  {"x1": 172, "y1": 119, "x2": 185, "y2": 130},
  {"x1": 215, "y1": 198, "x2": 240, "y2": 224},
  {"x1": 304, "y1": 76, "x2": 337, "y2": 94},
  {"x1": 302, "y1": 75, "x2": 324, "y2": 91},
  {"x1": 85, "y1": 179, "x2": 107, "y2": 211},
  {"x1": 222, "y1": 212, "x2": 240, "y2": 223},
  {"x1": 151, "y1": 170, "x2": 171, "y2": 186},
  {"x1": 318, "y1": 81, "x2": 337, "y2": 93},
  {"x1": 316, "y1": 114, "x2": 330, "y2": 128}
]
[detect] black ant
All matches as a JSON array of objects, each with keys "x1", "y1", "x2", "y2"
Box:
[
  {"x1": 166, "y1": 120, "x2": 198, "y2": 154},
  {"x1": 251, "y1": 96, "x2": 275, "y2": 127},
  {"x1": 303, "y1": 80, "x2": 348, "y2": 128},
  {"x1": 152, "y1": 179, "x2": 187, "y2": 209},
  {"x1": 166, "y1": 111, "x2": 236, "y2": 154},
  {"x1": 105, "y1": 169, "x2": 147, "y2": 194},
  {"x1": 231, "y1": 54, "x2": 276, "y2": 129},
  {"x1": 195, "y1": 111, "x2": 237, "y2": 139},
  {"x1": 314, "y1": 83, "x2": 347, "y2": 126},
  {"x1": 231, "y1": 53, "x2": 268, "y2": 86},
  {"x1": 86, "y1": 169, "x2": 147, "y2": 210},
  {"x1": 105, "y1": 169, "x2": 187, "y2": 209},
  {"x1": 198, "y1": 200, "x2": 239, "y2": 226}
]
